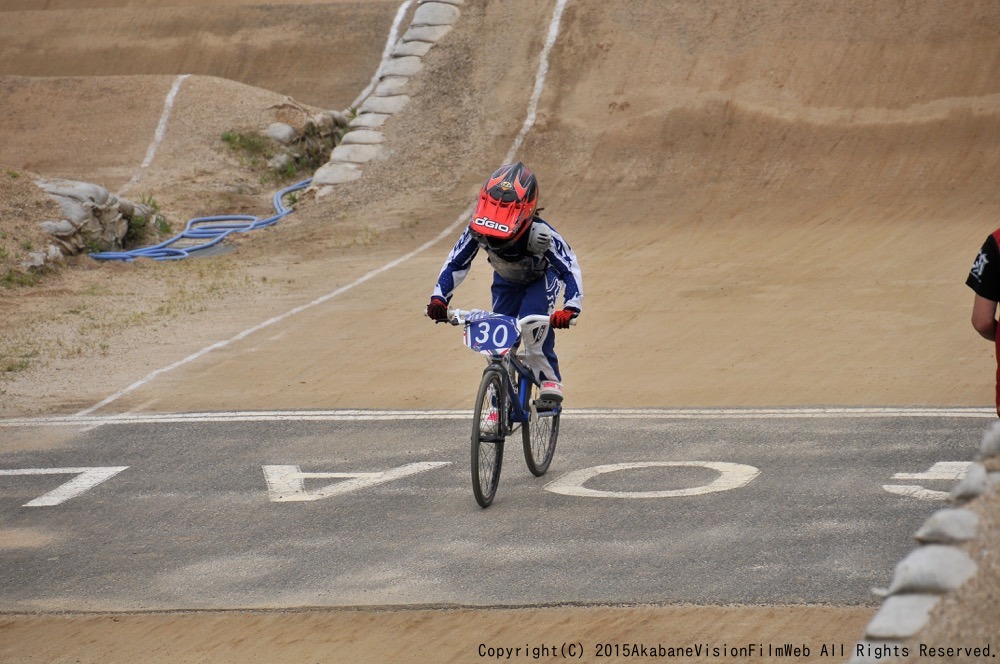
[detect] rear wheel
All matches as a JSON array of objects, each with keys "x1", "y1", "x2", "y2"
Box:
[
  {"x1": 522, "y1": 381, "x2": 560, "y2": 476},
  {"x1": 471, "y1": 369, "x2": 505, "y2": 507}
]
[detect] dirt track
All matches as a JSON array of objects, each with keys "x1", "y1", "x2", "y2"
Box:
[{"x1": 1, "y1": 0, "x2": 999, "y2": 661}]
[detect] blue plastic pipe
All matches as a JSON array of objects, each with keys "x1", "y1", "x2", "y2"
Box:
[{"x1": 90, "y1": 178, "x2": 312, "y2": 262}]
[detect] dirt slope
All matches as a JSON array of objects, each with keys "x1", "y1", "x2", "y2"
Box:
[{"x1": 1, "y1": 0, "x2": 998, "y2": 661}]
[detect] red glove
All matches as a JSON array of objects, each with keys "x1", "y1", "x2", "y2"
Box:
[
  {"x1": 550, "y1": 308, "x2": 578, "y2": 329},
  {"x1": 427, "y1": 297, "x2": 448, "y2": 322}
]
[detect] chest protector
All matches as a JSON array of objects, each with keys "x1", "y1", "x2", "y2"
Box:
[{"x1": 485, "y1": 221, "x2": 552, "y2": 284}]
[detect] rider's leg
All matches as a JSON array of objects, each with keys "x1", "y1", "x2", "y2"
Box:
[
  {"x1": 491, "y1": 272, "x2": 564, "y2": 398},
  {"x1": 517, "y1": 273, "x2": 563, "y2": 393}
]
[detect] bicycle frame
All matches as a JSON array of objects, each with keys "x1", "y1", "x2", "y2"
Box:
[{"x1": 497, "y1": 346, "x2": 558, "y2": 431}]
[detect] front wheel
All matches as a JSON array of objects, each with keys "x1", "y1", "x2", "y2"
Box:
[
  {"x1": 522, "y1": 382, "x2": 560, "y2": 476},
  {"x1": 471, "y1": 369, "x2": 505, "y2": 507}
]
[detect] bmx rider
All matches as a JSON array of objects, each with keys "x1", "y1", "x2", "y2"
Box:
[{"x1": 426, "y1": 162, "x2": 584, "y2": 404}]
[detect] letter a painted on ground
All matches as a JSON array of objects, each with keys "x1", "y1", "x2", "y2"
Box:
[{"x1": 261, "y1": 462, "x2": 451, "y2": 502}]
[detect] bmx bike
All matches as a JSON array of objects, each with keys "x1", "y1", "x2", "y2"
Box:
[{"x1": 446, "y1": 308, "x2": 571, "y2": 508}]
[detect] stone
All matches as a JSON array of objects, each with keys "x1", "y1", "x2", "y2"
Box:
[
  {"x1": 35, "y1": 179, "x2": 109, "y2": 206},
  {"x1": 914, "y1": 509, "x2": 979, "y2": 544},
  {"x1": 326, "y1": 110, "x2": 351, "y2": 127},
  {"x1": 981, "y1": 420, "x2": 1000, "y2": 459},
  {"x1": 359, "y1": 94, "x2": 410, "y2": 116},
  {"x1": 340, "y1": 130, "x2": 385, "y2": 145},
  {"x1": 392, "y1": 40, "x2": 433, "y2": 58},
  {"x1": 21, "y1": 244, "x2": 64, "y2": 270},
  {"x1": 886, "y1": 545, "x2": 978, "y2": 595},
  {"x1": 328, "y1": 144, "x2": 383, "y2": 164},
  {"x1": 951, "y1": 462, "x2": 988, "y2": 502},
  {"x1": 306, "y1": 113, "x2": 335, "y2": 134},
  {"x1": 311, "y1": 162, "x2": 363, "y2": 186},
  {"x1": 412, "y1": 2, "x2": 461, "y2": 26},
  {"x1": 268, "y1": 153, "x2": 294, "y2": 171},
  {"x1": 39, "y1": 219, "x2": 78, "y2": 237},
  {"x1": 56, "y1": 199, "x2": 91, "y2": 225},
  {"x1": 349, "y1": 113, "x2": 391, "y2": 129},
  {"x1": 22, "y1": 251, "x2": 47, "y2": 270},
  {"x1": 311, "y1": 185, "x2": 336, "y2": 200},
  {"x1": 266, "y1": 122, "x2": 298, "y2": 144},
  {"x1": 374, "y1": 76, "x2": 410, "y2": 96},
  {"x1": 402, "y1": 24, "x2": 453, "y2": 44},
  {"x1": 380, "y1": 56, "x2": 424, "y2": 78},
  {"x1": 865, "y1": 594, "x2": 940, "y2": 640},
  {"x1": 117, "y1": 197, "x2": 135, "y2": 218}
]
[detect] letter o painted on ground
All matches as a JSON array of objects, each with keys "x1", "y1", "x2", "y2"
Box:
[{"x1": 544, "y1": 461, "x2": 760, "y2": 498}]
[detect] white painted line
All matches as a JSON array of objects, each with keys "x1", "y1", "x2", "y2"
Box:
[
  {"x1": 505, "y1": 0, "x2": 568, "y2": 163},
  {"x1": 545, "y1": 461, "x2": 761, "y2": 499},
  {"x1": 3, "y1": 407, "x2": 996, "y2": 429},
  {"x1": 119, "y1": 74, "x2": 190, "y2": 195},
  {"x1": 74, "y1": 214, "x2": 472, "y2": 418},
  {"x1": 142, "y1": 75, "x2": 190, "y2": 169},
  {"x1": 77, "y1": 0, "x2": 569, "y2": 417},
  {"x1": 0, "y1": 467, "x2": 129, "y2": 506},
  {"x1": 569, "y1": 407, "x2": 997, "y2": 419}
]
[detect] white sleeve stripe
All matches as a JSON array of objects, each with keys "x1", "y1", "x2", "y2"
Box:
[
  {"x1": 433, "y1": 229, "x2": 479, "y2": 301},
  {"x1": 546, "y1": 227, "x2": 583, "y2": 310}
]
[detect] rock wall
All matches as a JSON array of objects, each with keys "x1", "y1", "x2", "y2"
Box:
[
  {"x1": 29, "y1": 178, "x2": 152, "y2": 267},
  {"x1": 310, "y1": 0, "x2": 463, "y2": 193}
]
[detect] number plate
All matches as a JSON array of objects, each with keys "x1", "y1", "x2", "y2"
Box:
[{"x1": 463, "y1": 312, "x2": 520, "y2": 355}]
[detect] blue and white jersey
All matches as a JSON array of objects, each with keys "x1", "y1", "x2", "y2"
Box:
[{"x1": 432, "y1": 218, "x2": 584, "y2": 312}]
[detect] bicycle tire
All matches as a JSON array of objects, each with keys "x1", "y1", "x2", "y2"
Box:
[
  {"x1": 471, "y1": 369, "x2": 505, "y2": 507},
  {"x1": 522, "y1": 381, "x2": 560, "y2": 476}
]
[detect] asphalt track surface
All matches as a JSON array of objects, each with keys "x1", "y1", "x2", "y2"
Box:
[{"x1": 0, "y1": 409, "x2": 988, "y2": 612}]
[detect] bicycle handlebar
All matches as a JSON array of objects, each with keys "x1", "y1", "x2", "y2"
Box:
[{"x1": 446, "y1": 308, "x2": 576, "y2": 327}]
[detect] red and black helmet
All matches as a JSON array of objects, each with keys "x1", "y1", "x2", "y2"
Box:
[{"x1": 468, "y1": 162, "x2": 538, "y2": 251}]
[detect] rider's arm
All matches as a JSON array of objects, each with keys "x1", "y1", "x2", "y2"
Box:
[
  {"x1": 972, "y1": 295, "x2": 998, "y2": 341},
  {"x1": 432, "y1": 228, "x2": 480, "y2": 302},
  {"x1": 544, "y1": 225, "x2": 584, "y2": 312}
]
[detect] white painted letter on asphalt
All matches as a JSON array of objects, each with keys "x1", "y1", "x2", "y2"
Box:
[
  {"x1": 262, "y1": 462, "x2": 451, "y2": 502},
  {"x1": 0, "y1": 467, "x2": 129, "y2": 507},
  {"x1": 882, "y1": 461, "x2": 972, "y2": 501},
  {"x1": 544, "y1": 461, "x2": 761, "y2": 498}
]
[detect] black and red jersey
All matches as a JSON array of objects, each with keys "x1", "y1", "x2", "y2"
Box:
[{"x1": 967, "y1": 230, "x2": 1000, "y2": 302}]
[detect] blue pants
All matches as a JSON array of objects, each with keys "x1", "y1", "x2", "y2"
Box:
[{"x1": 491, "y1": 270, "x2": 562, "y2": 382}]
